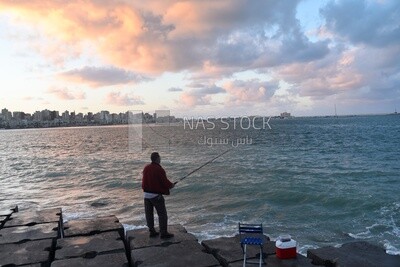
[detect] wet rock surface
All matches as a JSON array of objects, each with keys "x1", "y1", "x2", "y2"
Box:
[
  {"x1": 202, "y1": 234, "x2": 274, "y2": 266},
  {"x1": 131, "y1": 240, "x2": 220, "y2": 267},
  {"x1": 51, "y1": 252, "x2": 129, "y2": 267},
  {"x1": 1, "y1": 204, "x2": 399, "y2": 267},
  {"x1": 55, "y1": 231, "x2": 125, "y2": 260},
  {"x1": 0, "y1": 239, "x2": 53, "y2": 266},
  {"x1": 126, "y1": 224, "x2": 197, "y2": 249},
  {"x1": 63, "y1": 215, "x2": 123, "y2": 237},
  {"x1": 2, "y1": 207, "x2": 62, "y2": 228},
  {"x1": 0, "y1": 222, "x2": 59, "y2": 244},
  {"x1": 0, "y1": 205, "x2": 18, "y2": 229},
  {"x1": 307, "y1": 241, "x2": 400, "y2": 267}
]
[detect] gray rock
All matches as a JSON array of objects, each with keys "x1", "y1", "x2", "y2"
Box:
[
  {"x1": 3, "y1": 207, "x2": 62, "y2": 228},
  {"x1": 51, "y1": 252, "x2": 129, "y2": 267},
  {"x1": 227, "y1": 254, "x2": 314, "y2": 267},
  {"x1": 0, "y1": 210, "x2": 12, "y2": 217},
  {"x1": 0, "y1": 239, "x2": 52, "y2": 266},
  {"x1": 131, "y1": 240, "x2": 220, "y2": 267},
  {"x1": 201, "y1": 235, "x2": 273, "y2": 266},
  {"x1": 307, "y1": 241, "x2": 400, "y2": 267},
  {"x1": 0, "y1": 223, "x2": 59, "y2": 244},
  {"x1": 0, "y1": 206, "x2": 18, "y2": 229},
  {"x1": 55, "y1": 231, "x2": 125, "y2": 260},
  {"x1": 0, "y1": 205, "x2": 18, "y2": 217},
  {"x1": 63, "y1": 215, "x2": 123, "y2": 237},
  {"x1": 0, "y1": 216, "x2": 8, "y2": 229},
  {"x1": 127, "y1": 224, "x2": 197, "y2": 250},
  {"x1": 265, "y1": 254, "x2": 315, "y2": 267}
]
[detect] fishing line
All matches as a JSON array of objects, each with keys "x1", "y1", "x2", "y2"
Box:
[
  {"x1": 175, "y1": 148, "x2": 232, "y2": 184},
  {"x1": 175, "y1": 120, "x2": 267, "y2": 184}
]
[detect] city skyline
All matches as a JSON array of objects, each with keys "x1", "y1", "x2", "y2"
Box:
[
  {"x1": 0, "y1": 107, "x2": 179, "y2": 129},
  {"x1": 1, "y1": 1, "x2": 399, "y2": 116}
]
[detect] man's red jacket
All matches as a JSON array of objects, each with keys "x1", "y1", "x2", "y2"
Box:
[{"x1": 142, "y1": 162, "x2": 173, "y2": 195}]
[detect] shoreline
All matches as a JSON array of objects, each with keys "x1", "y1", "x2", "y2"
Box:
[
  {"x1": 1, "y1": 113, "x2": 398, "y2": 131},
  {"x1": 1, "y1": 206, "x2": 399, "y2": 266}
]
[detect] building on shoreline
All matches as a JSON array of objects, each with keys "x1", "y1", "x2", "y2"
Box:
[
  {"x1": 0, "y1": 108, "x2": 179, "y2": 129},
  {"x1": 280, "y1": 112, "x2": 292, "y2": 119}
]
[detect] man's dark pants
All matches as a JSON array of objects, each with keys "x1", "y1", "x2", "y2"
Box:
[{"x1": 144, "y1": 195, "x2": 168, "y2": 235}]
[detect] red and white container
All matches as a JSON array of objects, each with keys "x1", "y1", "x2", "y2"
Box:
[{"x1": 275, "y1": 235, "x2": 297, "y2": 259}]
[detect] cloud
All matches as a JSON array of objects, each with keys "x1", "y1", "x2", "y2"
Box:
[
  {"x1": 179, "y1": 84, "x2": 225, "y2": 107},
  {"x1": 167, "y1": 87, "x2": 183, "y2": 92},
  {"x1": 179, "y1": 80, "x2": 280, "y2": 107},
  {"x1": 0, "y1": 0, "x2": 328, "y2": 76},
  {"x1": 322, "y1": 0, "x2": 400, "y2": 47},
  {"x1": 2, "y1": 0, "x2": 399, "y2": 114},
  {"x1": 224, "y1": 79, "x2": 279, "y2": 104},
  {"x1": 47, "y1": 87, "x2": 86, "y2": 100},
  {"x1": 59, "y1": 66, "x2": 149, "y2": 87},
  {"x1": 105, "y1": 92, "x2": 144, "y2": 106}
]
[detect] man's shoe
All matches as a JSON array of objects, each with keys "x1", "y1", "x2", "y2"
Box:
[
  {"x1": 149, "y1": 231, "x2": 159, "y2": 238},
  {"x1": 160, "y1": 233, "x2": 174, "y2": 239}
]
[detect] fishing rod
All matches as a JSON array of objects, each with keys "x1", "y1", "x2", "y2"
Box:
[
  {"x1": 175, "y1": 148, "x2": 232, "y2": 184},
  {"x1": 174, "y1": 117, "x2": 271, "y2": 184}
]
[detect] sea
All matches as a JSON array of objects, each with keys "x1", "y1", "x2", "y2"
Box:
[{"x1": 1, "y1": 115, "x2": 399, "y2": 255}]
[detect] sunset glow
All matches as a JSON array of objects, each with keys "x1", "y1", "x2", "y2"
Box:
[{"x1": 1, "y1": 0, "x2": 399, "y2": 116}]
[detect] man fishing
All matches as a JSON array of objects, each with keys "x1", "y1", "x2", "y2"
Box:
[{"x1": 142, "y1": 152, "x2": 175, "y2": 239}]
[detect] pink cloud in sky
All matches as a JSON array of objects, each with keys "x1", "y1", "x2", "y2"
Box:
[
  {"x1": 47, "y1": 87, "x2": 86, "y2": 100},
  {"x1": 105, "y1": 92, "x2": 144, "y2": 106},
  {"x1": 59, "y1": 66, "x2": 149, "y2": 88},
  {"x1": 179, "y1": 92, "x2": 212, "y2": 107},
  {"x1": 275, "y1": 48, "x2": 365, "y2": 99},
  {"x1": 1, "y1": 0, "x2": 399, "y2": 114},
  {"x1": 0, "y1": 0, "x2": 327, "y2": 75},
  {"x1": 179, "y1": 84, "x2": 225, "y2": 107},
  {"x1": 224, "y1": 79, "x2": 278, "y2": 104}
]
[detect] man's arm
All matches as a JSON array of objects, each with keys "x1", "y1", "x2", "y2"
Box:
[{"x1": 160, "y1": 168, "x2": 174, "y2": 189}]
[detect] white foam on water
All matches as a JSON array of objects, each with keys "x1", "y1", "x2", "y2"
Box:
[
  {"x1": 122, "y1": 223, "x2": 146, "y2": 232},
  {"x1": 348, "y1": 230, "x2": 373, "y2": 239},
  {"x1": 62, "y1": 211, "x2": 98, "y2": 222},
  {"x1": 298, "y1": 244, "x2": 318, "y2": 257},
  {"x1": 384, "y1": 240, "x2": 400, "y2": 255},
  {"x1": 122, "y1": 223, "x2": 147, "y2": 237}
]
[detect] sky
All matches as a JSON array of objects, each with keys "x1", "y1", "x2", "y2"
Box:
[{"x1": 0, "y1": 0, "x2": 399, "y2": 117}]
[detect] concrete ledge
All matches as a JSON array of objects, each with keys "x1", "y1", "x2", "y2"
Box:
[
  {"x1": 0, "y1": 239, "x2": 53, "y2": 266},
  {"x1": 226, "y1": 254, "x2": 314, "y2": 267},
  {"x1": 0, "y1": 216, "x2": 8, "y2": 230},
  {"x1": 0, "y1": 205, "x2": 18, "y2": 217},
  {"x1": 51, "y1": 252, "x2": 129, "y2": 267},
  {"x1": 201, "y1": 235, "x2": 273, "y2": 266},
  {"x1": 127, "y1": 224, "x2": 197, "y2": 250},
  {"x1": 131, "y1": 240, "x2": 220, "y2": 267},
  {"x1": 265, "y1": 254, "x2": 315, "y2": 267},
  {"x1": 1, "y1": 205, "x2": 398, "y2": 267},
  {"x1": 63, "y1": 215, "x2": 123, "y2": 237},
  {"x1": 55, "y1": 231, "x2": 125, "y2": 260},
  {"x1": 307, "y1": 241, "x2": 400, "y2": 267},
  {"x1": 3, "y1": 208, "x2": 61, "y2": 228},
  {"x1": 0, "y1": 222, "x2": 59, "y2": 244},
  {"x1": 0, "y1": 206, "x2": 18, "y2": 230}
]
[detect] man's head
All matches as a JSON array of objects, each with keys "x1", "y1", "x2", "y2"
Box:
[{"x1": 151, "y1": 152, "x2": 161, "y2": 163}]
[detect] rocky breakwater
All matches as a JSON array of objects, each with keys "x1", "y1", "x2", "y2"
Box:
[
  {"x1": 1, "y1": 205, "x2": 399, "y2": 267},
  {"x1": 0, "y1": 206, "x2": 129, "y2": 267}
]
